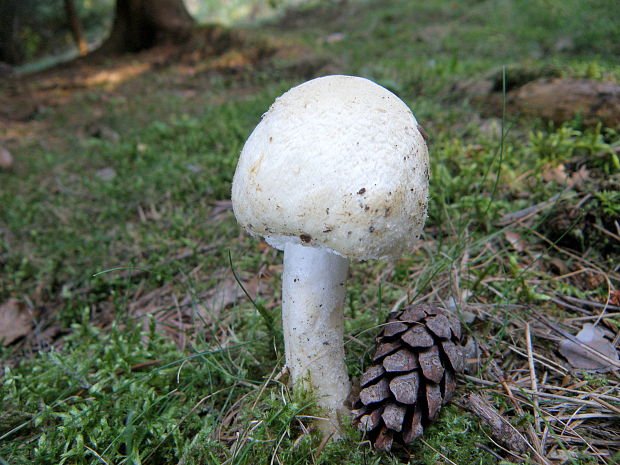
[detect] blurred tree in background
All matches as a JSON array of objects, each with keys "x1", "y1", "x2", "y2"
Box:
[
  {"x1": 0, "y1": 0, "x2": 196, "y2": 64},
  {"x1": 0, "y1": 0, "x2": 115, "y2": 64},
  {"x1": 64, "y1": 0, "x2": 89, "y2": 55},
  {"x1": 0, "y1": 0, "x2": 27, "y2": 64},
  {"x1": 99, "y1": 0, "x2": 195, "y2": 54}
]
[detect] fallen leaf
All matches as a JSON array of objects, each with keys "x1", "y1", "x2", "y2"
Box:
[
  {"x1": 548, "y1": 257, "x2": 568, "y2": 275},
  {"x1": 203, "y1": 274, "x2": 259, "y2": 313},
  {"x1": 0, "y1": 299, "x2": 33, "y2": 346},
  {"x1": 559, "y1": 323, "x2": 619, "y2": 372},
  {"x1": 568, "y1": 165, "x2": 590, "y2": 188},
  {"x1": 0, "y1": 146, "x2": 13, "y2": 169},
  {"x1": 541, "y1": 164, "x2": 567, "y2": 184},
  {"x1": 504, "y1": 231, "x2": 526, "y2": 252}
]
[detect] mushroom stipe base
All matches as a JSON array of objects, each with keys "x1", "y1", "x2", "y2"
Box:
[{"x1": 282, "y1": 242, "x2": 351, "y2": 432}]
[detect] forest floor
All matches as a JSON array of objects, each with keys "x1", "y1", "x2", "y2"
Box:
[{"x1": 1, "y1": 1, "x2": 619, "y2": 464}]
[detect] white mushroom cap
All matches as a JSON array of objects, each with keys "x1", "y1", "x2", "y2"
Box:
[{"x1": 231, "y1": 75, "x2": 429, "y2": 261}]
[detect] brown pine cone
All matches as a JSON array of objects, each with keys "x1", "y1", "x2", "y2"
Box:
[{"x1": 353, "y1": 304, "x2": 465, "y2": 451}]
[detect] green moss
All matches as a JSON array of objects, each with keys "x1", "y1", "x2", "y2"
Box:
[{"x1": 408, "y1": 405, "x2": 498, "y2": 465}]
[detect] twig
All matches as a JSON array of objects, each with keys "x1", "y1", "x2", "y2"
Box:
[
  {"x1": 565, "y1": 313, "x2": 620, "y2": 322},
  {"x1": 592, "y1": 397, "x2": 620, "y2": 416},
  {"x1": 487, "y1": 359, "x2": 549, "y2": 464},
  {"x1": 495, "y1": 192, "x2": 564, "y2": 226},
  {"x1": 558, "y1": 295, "x2": 620, "y2": 312},
  {"x1": 545, "y1": 413, "x2": 618, "y2": 421},
  {"x1": 460, "y1": 393, "x2": 529, "y2": 454},
  {"x1": 592, "y1": 222, "x2": 620, "y2": 243},
  {"x1": 547, "y1": 296, "x2": 592, "y2": 315},
  {"x1": 535, "y1": 384, "x2": 620, "y2": 404},
  {"x1": 515, "y1": 389, "x2": 617, "y2": 411}
]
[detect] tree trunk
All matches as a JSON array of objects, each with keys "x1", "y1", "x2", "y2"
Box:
[
  {"x1": 100, "y1": 0, "x2": 195, "y2": 54},
  {"x1": 64, "y1": 0, "x2": 89, "y2": 56},
  {"x1": 0, "y1": 0, "x2": 24, "y2": 64}
]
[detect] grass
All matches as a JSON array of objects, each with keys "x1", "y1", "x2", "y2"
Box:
[{"x1": 1, "y1": 0, "x2": 619, "y2": 463}]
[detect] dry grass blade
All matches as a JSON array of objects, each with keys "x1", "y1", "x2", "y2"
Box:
[{"x1": 525, "y1": 322, "x2": 542, "y2": 433}]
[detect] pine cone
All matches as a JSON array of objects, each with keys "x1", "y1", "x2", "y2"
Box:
[{"x1": 353, "y1": 304, "x2": 465, "y2": 451}]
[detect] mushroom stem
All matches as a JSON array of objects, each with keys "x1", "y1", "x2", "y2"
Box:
[{"x1": 282, "y1": 242, "x2": 351, "y2": 429}]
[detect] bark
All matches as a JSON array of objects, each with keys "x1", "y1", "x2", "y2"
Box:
[
  {"x1": 100, "y1": 0, "x2": 195, "y2": 54},
  {"x1": 64, "y1": 0, "x2": 89, "y2": 56}
]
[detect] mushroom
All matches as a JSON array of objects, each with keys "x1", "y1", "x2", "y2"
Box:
[{"x1": 231, "y1": 75, "x2": 429, "y2": 432}]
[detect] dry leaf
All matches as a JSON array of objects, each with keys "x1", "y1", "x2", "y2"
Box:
[
  {"x1": 203, "y1": 274, "x2": 260, "y2": 313},
  {"x1": 0, "y1": 299, "x2": 33, "y2": 346},
  {"x1": 568, "y1": 165, "x2": 590, "y2": 188},
  {"x1": 203, "y1": 276, "x2": 245, "y2": 312},
  {"x1": 548, "y1": 257, "x2": 568, "y2": 275},
  {"x1": 542, "y1": 164, "x2": 567, "y2": 184},
  {"x1": 541, "y1": 164, "x2": 590, "y2": 189},
  {"x1": 559, "y1": 323, "x2": 619, "y2": 372},
  {"x1": 504, "y1": 231, "x2": 526, "y2": 252}
]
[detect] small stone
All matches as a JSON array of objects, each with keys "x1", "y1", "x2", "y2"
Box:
[{"x1": 0, "y1": 147, "x2": 14, "y2": 169}]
